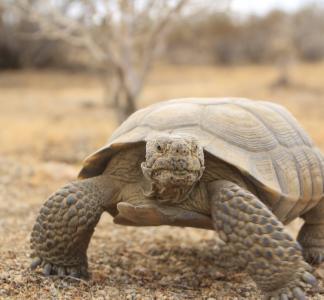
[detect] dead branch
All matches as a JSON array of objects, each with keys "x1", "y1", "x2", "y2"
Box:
[{"x1": 4, "y1": 0, "x2": 228, "y2": 121}]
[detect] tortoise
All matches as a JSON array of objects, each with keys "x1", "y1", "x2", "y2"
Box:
[{"x1": 30, "y1": 97, "x2": 324, "y2": 299}]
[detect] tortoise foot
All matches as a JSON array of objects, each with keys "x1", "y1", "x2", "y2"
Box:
[
  {"x1": 30, "y1": 256, "x2": 89, "y2": 278},
  {"x1": 264, "y1": 269, "x2": 316, "y2": 300},
  {"x1": 298, "y1": 223, "x2": 324, "y2": 265},
  {"x1": 303, "y1": 247, "x2": 324, "y2": 265}
]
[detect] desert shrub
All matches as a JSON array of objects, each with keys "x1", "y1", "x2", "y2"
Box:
[
  {"x1": 1, "y1": 3, "x2": 324, "y2": 70},
  {"x1": 293, "y1": 6, "x2": 324, "y2": 61},
  {"x1": 165, "y1": 5, "x2": 324, "y2": 65},
  {"x1": 0, "y1": 9, "x2": 82, "y2": 70}
]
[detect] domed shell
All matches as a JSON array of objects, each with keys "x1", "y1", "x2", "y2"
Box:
[{"x1": 79, "y1": 98, "x2": 324, "y2": 223}]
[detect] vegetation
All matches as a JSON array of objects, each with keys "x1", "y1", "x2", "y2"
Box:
[
  {"x1": 1, "y1": 5, "x2": 324, "y2": 69},
  {"x1": 1, "y1": 2, "x2": 324, "y2": 119}
]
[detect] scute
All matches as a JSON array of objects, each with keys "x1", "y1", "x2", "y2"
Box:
[
  {"x1": 202, "y1": 103, "x2": 278, "y2": 152},
  {"x1": 141, "y1": 103, "x2": 202, "y2": 130},
  {"x1": 79, "y1": 98, "x2": 324, "y2": 222}
]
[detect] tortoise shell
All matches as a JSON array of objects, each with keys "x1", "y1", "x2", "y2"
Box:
[{"x1": 79, "y1": 98, "x2": 324, "y2": 223}]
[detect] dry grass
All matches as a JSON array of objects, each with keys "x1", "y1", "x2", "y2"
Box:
[{"x1": 1, "y1": 63, "x2": 324, "y2": 299}]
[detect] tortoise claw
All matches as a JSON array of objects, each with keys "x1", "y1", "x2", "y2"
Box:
[
  {"x1": 57, "y1": 266, "x2": 66, "y2": 277},
  {"x1": 43, "y1": 263, "x2": 52, "y2": 276},
  {"x1": 264, "y1": 268, "x2": 316, "y2": 299},
  {"x1": 30, "y1": 257, "x2": 42, "y2": 270},
  {"x1": 302, "y1": 272, "x2": 317, "y2": 286},
  {"x1": 280, "y1": 294, "x2": 289, "y2": 300},
  {"x1": 30, "y1": 256, "x2": 89, "y2": 279},
  {"x1": 69, "y1": 267, "x2": 81, "y2": 278}
]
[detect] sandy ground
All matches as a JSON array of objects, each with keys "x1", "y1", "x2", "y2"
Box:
[{"x1": 1, "y1": 63, "x2": 324, "y2": 299}]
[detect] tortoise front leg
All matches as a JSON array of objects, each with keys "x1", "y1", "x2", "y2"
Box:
[
  {"x1": 30, "y1": 175, "x2": 117, "y2": 278},
  {"x1": 209, "y1": 180, "x2": 316, "y2": 300},
  {"x1": 113, "y1": 202, "x2": 213, "y2": 229}
]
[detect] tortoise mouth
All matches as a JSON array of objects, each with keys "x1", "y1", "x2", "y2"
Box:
[
  {"x1": 152, "y1": 168, "x2": 201, "y2": 177},
  {"x1": 142, "y1": 165, "x2": 203, "y2": 186},
  {"x1": 155, "y1": 170, "x2": 201, "y2": 186}
]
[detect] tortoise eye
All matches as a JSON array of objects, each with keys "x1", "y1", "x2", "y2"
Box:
[{"x1": 156, "y1": 144, "x2": 163, "y2": 152}]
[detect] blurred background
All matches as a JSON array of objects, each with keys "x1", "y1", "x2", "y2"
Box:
[
  {"x1": 1, "y1": 0, "x2": 324, "y2": 299},
  {"x1": 0, "y1": 0, "x2": 324, "y2": 165}
]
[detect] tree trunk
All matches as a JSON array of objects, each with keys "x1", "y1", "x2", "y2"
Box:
[
  {"x1": 115, "y1": 88, "x2": 137, "y2": 123},
  {"x1": 274, "y1": 63, "x2": 291, "y2": 87},
  {"x1": 271, "y1": 57, "x2": 292, "y2": 89},
  {"x1": 102, "y1": 74, "x2": 137, "y2": 123}
]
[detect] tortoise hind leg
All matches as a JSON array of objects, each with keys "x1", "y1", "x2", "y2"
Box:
[
  {"x1": 298, "y1": 198, "x2": 324, "y2": 265},
  {"x1": 209, "y1": 180, "x2": 316, "y2": 299}
]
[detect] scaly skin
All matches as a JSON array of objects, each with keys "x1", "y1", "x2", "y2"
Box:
[
  {"x1": 113, "y1": 201, "x2": 213, "y2": 229},
  {"x1": 298, "y1": 200, "x2": 324, "y2": 265},
  {"x1": 29, "y1": 134, "x2": 320, "y2": 299},
  {"x1": 30, "y1": 176, "x2": 116, "y2": 277},
  {"x1": 209, "y1": 180, "x2": 317, "y2": 300},
  {"x1": 298, "y1": 223, "x2": 324, "y2": 265}
]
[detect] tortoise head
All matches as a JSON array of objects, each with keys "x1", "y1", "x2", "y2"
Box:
[{"x1": 141, "y1": 134, "x2": 205, "y2": 202}]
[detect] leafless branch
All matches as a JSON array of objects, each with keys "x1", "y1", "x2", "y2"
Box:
[{"x1": 5, "y1": 0, "x2": 229, "y2": 121}]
